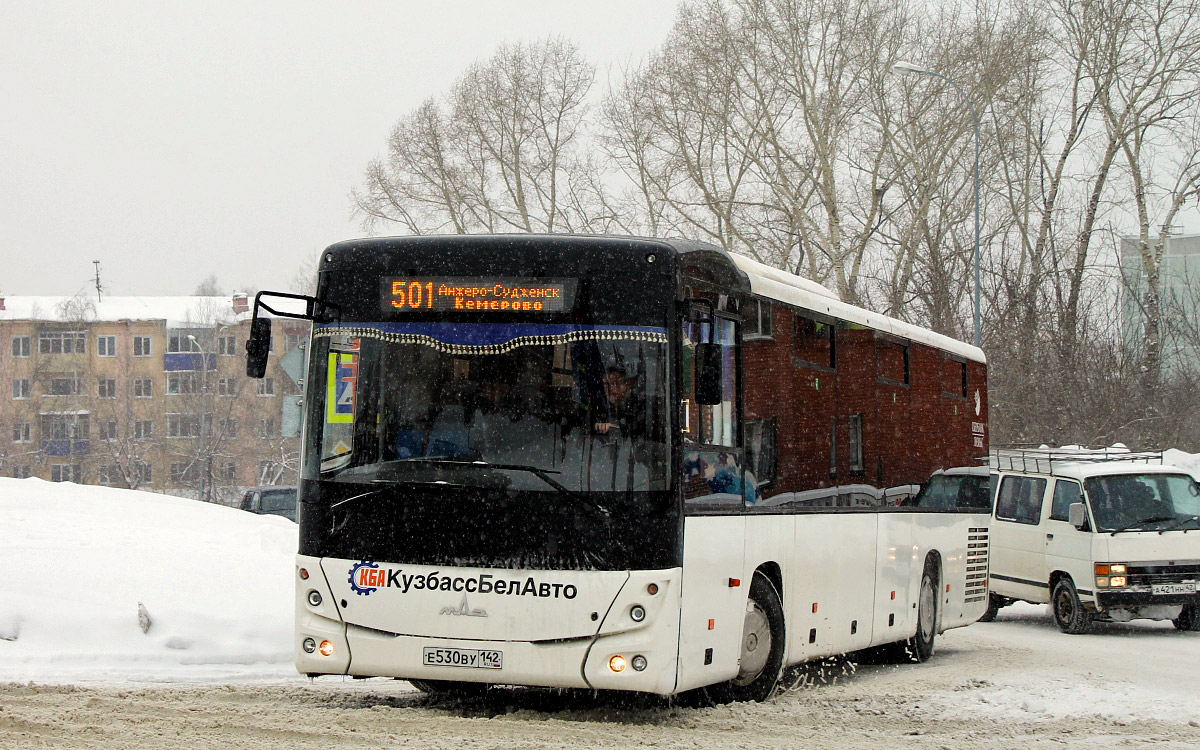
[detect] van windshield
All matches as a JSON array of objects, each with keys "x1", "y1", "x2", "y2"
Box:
[{"x1": 1085, "y1": 474, "x2": 1200, "y2": 531}]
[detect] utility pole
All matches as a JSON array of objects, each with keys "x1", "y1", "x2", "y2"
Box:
[{"x1": 93, "y1": 261, "x2": 103, "y2": 303}]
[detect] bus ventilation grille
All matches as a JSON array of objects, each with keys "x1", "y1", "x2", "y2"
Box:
[{"x1": 964, "y1": 527, "x2": 990, "y2": 602}]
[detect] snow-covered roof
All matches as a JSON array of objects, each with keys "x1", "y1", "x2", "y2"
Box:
[
  {"x1": 729, "y1": 253, "x2": 986, "y2": 363},
  {"x1": 0, "y1": 296, "x2": 253, "y2": 329}
]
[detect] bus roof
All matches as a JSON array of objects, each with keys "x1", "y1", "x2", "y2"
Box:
[{"x1": 729, "y1": 252, "x2": 985, "y2": 364}]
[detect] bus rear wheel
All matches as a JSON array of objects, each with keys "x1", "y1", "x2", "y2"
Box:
[{"x1": 708, "y1": 572, "x2": 786, "y2": 703}]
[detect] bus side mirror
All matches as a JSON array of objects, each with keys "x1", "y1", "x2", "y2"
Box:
[
  {"x1": 695, "y1": 342, "x2": 723, "y2": 405},
  {"x1": 1068, "y1": 502, "x2": 1088, "y2": 531},
  {"x1": 246, "y1": 317, "x2": 272, "y2": 378}
]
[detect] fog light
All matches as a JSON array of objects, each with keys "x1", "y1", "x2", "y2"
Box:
[
  {"x1": 608, "y1": 655, "x2": 627, "y2": 673},
  {"x1": 307, "y1": 590, "x2": 322, "y2": 607},
  {"x1": 302, "y1": 638, "x2": 316, "y2": 653},
  {"x1": 1110, "y1": 576, "x2": 1127, "y2": 588},
  {"x1": 299, "y1": 567, "x2": 309, "y2": 580},
  {"x1": 630, "y1": 605, "x2": 646, "y2": 622},
  {"x1": 318, "y1": 640, "x2": 334, "y2": 657},
  {"x1": 631, "y1": 655, "x2": 647, "y2": 672}
]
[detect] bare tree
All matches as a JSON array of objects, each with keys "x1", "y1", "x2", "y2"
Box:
[{"x1": 354, "y1": 38, "x2": 604, "y2": 234}]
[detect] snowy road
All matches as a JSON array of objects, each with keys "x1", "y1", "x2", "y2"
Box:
[{"x1": 4, "y1": 604, "x2": 1198, "y2": 749}]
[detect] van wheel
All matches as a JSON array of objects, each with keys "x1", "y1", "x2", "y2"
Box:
[
  {"x1": 978, "y1": 593, "x2": 1003, "y2": 623},
  {"x1": 1051, "y1": 577, "x2": 1091, "y2": 634},
  {"x1": 706, "y1": 572, "x2": 786, "y2": 703},
  {"x1": 1173, "y1": 601, "x2": 1200, "y2": 631}
]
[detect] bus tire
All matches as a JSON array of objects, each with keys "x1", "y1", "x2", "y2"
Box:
[
  {"x1": 1173, "y1": 601, "x2": 1200, "y2": 631},
  {"x1": 978, "y1": 593, "x2": 1003, "y2": 623},
  {"x1": 709, "y1": 572, "x2": 786, "y2": 703},
  {"x1": 1051, "y1": 577, "x2": 1091, "y2": 634},
  {"x1": 904, "y1": 558, "x2": 939, "y2": 662}
]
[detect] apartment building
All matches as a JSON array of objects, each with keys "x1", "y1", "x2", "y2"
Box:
[{"x1": 0, "y1": 292, "x2": 309, "y2": 503}]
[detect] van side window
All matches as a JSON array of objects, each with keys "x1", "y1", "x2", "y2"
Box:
[
  {"x1": 1050, "y1": 479, "x2": 1082, "y2": 522},
  {"x1": 996, "y1": 476, "x2": 1047, "y2": 525}
]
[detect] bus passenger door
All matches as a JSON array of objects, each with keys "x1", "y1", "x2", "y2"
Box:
[{"x1": 677, "y1": 314, "x2": 748, "y2": 692}]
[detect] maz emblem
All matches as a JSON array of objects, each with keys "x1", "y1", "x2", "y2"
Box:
[{"x1": 440, "y1": 595, "x2": 488, "y2": 617}]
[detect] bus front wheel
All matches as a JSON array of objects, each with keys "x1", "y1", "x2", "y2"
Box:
[{"x1": 709, "y1": 572, "x2": 786, "y2": 703}]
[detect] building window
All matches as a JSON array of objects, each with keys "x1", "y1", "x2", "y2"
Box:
[
  {"x1": 39, "y1": 330, "x2": 86, "y2": 354},
  {"x1": 744, "y1": 298, "x2": 773, "y2": 339},
  {"x1": 133, "y1": 378, "x2": 153, "y2": 398},
  {"x1": 258, "y1": 417, "x2": 275, "y2": 438},
  {"x1": 285, "y1": 332, "x2": 305, "y2": 352},
  {"x1": 97, "y1": 464, "x2": 121, "y2": 486},
  {"x1": 217, "y1": 377, "x2": 237, "y2": 396},
  {"x1": 97, "y1": 335, "x2": 117, "y2": 357},
  {"x1": 829, "y1": 416, "x2": 838, "y2": 475},
  {"x1": 134, "y1": 420, "x2": 153, "y2": 440},
  {"x1": 135, "y1": 461, "x2": 152, "y2": 484},
  {"x1": 218, "y1": 335, "x2": 238, "y2": 356},
  {"x1": 11, "y1": 336, "x2": 31, "y2": 357},
  {"x1": 48, "y1": 376, "x2": 83, "y2": 396},
  {"x1": 98, "y1": 378, "x2": 117, "y2": 398},
  {"x1": 875, "y1": 339, "x2": 909, "y2": 385},
  {"x1": 169, "y1": 462, "x2": 199, "y2": 483},
  {"x1": 133, "y1": 336, "x2": 152, "y2": 357},
  {"x1": 219, "y1": 418, "x2": 238, "y2": 438},
  {"x1": 13, "y1": 378, "x2": 31, "y2": 399},
  {"x1": 795, "y1": 314, "x2": 837, "y2": 370},
  {"x1": 167, "y1": 373, "x2": 200, "y2": 395},
  {"x1": 12, "y1": 465, "x2": 32, "y2": 478},
  {"x1": 43, "y1": 415, "x2": 88, "y2": 440},
  {"x1": 99, "y1": 420, "x2": 118, "y2": 441},
  {"x1": 220, "y1": 462, "x2": 237, "y2": 481},
  {"x1": 51, "y1": 464, "x2": 81, "y2": 483},
  {"x1": 167, "y1": 333, "x2": 192, "y2": 353},
  {"x1": 257, "y1": 378, "x2": 275, "y2": 396},
  {"x1": 848, "y1": 414, "x2": 864, "y2": 472},
  {"x1": 167, "y1": 414, "x2": 202, "y2": 438},
  {"x1": 12, "y1": 423, "x2": 31, "y2": 442},
  {"x1": 941, "y1": 355, "x2": 969, "y2": 399}
]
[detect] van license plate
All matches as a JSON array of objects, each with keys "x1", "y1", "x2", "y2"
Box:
[
  {"x1": 1151, "y1": 583, "x2": 1196, "y2": 595},
  {"x1": 422, "y1": 647, "x2": 503, "y2": 669}
]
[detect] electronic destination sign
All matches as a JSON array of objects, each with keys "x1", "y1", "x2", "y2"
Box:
[{"x1": 381, "y1": 278, "x2": 575, "y2": 314}]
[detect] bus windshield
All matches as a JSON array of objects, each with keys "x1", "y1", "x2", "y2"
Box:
[
  {"x1": 1085, "y1": 473, "x2": 1200, "y2": 532},
  {"x1": 304, "y1": 322, "x2": 670, "y2": 494}
]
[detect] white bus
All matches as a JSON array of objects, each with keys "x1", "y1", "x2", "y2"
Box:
[{"x1": 246, "y1": 235, "x2": 991, "y2": 701}]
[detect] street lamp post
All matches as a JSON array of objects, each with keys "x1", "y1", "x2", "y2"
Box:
[
  {"x1": 186, "y1": 334, "x2": 210, "y2": 502},
  {"x1": 892, "y1": 61, "x2": 981, "y2": 348}
]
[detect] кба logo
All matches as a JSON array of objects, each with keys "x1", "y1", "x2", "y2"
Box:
[{"x1": 348, "y1": 560, "x2": 384, "y2": 596}]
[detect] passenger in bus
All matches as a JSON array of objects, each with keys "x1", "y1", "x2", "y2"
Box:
[{"x1": 594, "y1": 366, "x2": 645, "y2": 438}]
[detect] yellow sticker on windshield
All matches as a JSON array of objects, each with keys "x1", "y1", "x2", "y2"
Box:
[{"x1": 326, "y1": 352, "x2": 358, "y2": 424}]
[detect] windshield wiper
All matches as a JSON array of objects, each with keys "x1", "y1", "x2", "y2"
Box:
[
  {"x1": 1109, "y1": 515, "x2": 1176, "y2": 535},
  {"x1": 1158, "y1": 515, "x2": 1200, "y2": 534},
  {"x1": 390, "y1": 458, "x2": 610, "y2": 517},
  {"x1": 329, "y1": 479, "x2": 471, "y2": 512}
]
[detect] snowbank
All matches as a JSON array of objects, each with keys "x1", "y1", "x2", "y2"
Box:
[{"x1": 0, "y1": 478, "x2": 297, "y2": 684}]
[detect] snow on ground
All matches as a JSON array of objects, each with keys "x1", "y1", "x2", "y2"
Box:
[
  {"x1": 0, "y1": 477, "x2": 297, "y2": 684},
  {"x1": 1, "y1": 462, "x2": 1199, "y2": 738}
]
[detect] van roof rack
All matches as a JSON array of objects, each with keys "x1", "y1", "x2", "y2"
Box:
[{"x1": 986, "y1": 446, "x2": 1164, "y2": 473}]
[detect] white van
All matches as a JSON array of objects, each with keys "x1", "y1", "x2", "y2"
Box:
[{"x1": 984, "y1": 449, "x2": 1200, "y2": 633}]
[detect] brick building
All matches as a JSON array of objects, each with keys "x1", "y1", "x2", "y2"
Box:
[{"x1": 0, "y1": 292, "x2": 309, "y2": 503}]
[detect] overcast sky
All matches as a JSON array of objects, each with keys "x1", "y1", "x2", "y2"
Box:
[{"x1": 0, "y1": 1, "x2": 678, "y2": 298}]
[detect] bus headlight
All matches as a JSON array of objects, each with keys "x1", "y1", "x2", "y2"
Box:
[
  {"x1": 631, "y1": 655, "x2": 648, "y2": 672},
  {"x1": 302, "y1": 638, "x2": 316, "y2": 653},
  {"x1": 307, "y1": 590, "x2": 323, "y2": 607}
]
